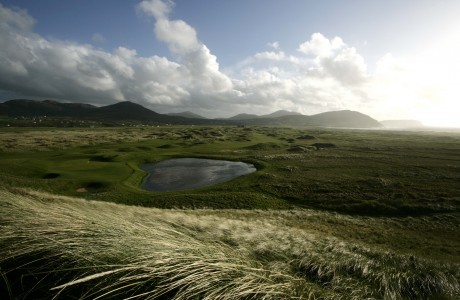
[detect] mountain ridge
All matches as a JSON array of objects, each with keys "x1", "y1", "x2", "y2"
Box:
[
  {"x1": 166, "y1": 111, "x2": 207, "y2": 119},
  {"x1": 226, "y1": 110, "x2": 302, "y2": 120},
  {"x1": 261, "y1": 110, "x2": 302, "y2": 118},
  {"x1": 0, "y1": 99, "x2": 382, "y2": 128}
]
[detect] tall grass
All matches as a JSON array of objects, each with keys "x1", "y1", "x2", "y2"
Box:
[{"x1": 1, "y1": 189, "x2": 459, "y2": 299}]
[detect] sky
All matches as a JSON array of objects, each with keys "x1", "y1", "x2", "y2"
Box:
[{"x1": 0, "y1": 0, "x2": 459, "y2": 126}]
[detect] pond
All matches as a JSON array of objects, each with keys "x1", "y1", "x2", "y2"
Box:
[{"x1": 140, "y1": 158, "x2": 256, "y2": 192}]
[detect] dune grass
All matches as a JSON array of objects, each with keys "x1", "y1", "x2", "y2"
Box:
[{"x1": 1, "y1": 189, "x2": 458, "y2": 299}]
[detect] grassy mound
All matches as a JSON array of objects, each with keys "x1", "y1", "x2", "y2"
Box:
[
  {"x1": 1, "y1": 189, "x2": 458, "y2": 299},
  {"x1": 245, "y1": 142, "x2": 283, "y2": 150}
]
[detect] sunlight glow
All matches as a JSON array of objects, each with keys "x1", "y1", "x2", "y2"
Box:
[
  {"x1": 410, "y1": 25, "x2": 460, "y2": 127},
  {"x1": 377, "y1": 25, "x2": 460, "y2": 128}
]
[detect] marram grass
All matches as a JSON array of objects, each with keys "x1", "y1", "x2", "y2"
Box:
[{"x1": 0, "y1": 189, "x2": 458, "y2": 299}]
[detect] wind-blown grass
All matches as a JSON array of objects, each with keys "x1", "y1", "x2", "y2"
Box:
[{"x1": 1, "y1": 189, "x2": 459, "y2": 299}]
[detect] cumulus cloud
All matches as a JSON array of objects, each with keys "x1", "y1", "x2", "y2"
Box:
[
  {"x1": 138, "y1": 0, "x2": 232, "y2": 94},
  {"x1": 0, "y1": 4, "x2": 35, "y2": 31},
  {"x1": 0, "y1": 5, "x2": 122, "y2": 103},
  {"x1": 254, "y1": 51, "x2": 299, "y2": 63},
  {"x1": 0, "y1": 1, "x2": 232, "y2": 111},
  {"x1": 154, "y1": 19, "x2": 200, "y2": 53},
  {"x1": 0, "y1": 1, "x2": 446, "y2": 121},
  {"x1": 319, "y1": 47, "x2": 368, "y2": 85},
  {"x1": 225, "y1": 32, "x2": 372, "y2": 116},
  {"x1": 137, "y1": 0, "x2": 173, "y2": 20},
  {"x1": 0, "y1": 2, "x2": 374, "y2": 116},
  {"x1": 298, "y1": 33, "x2": 344, "y2": 57}
]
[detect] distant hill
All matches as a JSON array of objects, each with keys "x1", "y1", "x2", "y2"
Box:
[
  {"x1": 260, "y1": 110, "x2": 302, "y2": 118},
  {"x1": 380, "y1": 120, "x2": 424, "y2": 128},
  {"x1": 0, "y1": 99, "x2": 382, "y2": 128},
  {"x1": 0, "y1": 99, "x2": 96, "y2": 117},
  {"x1": 237, "y1": 110, "x2": 382, "y2": 128},
  {"x1": 307, "y1": 110, "x2": 382, "y2": 128},
  {"x1": 166, "y1": 111, "x2": 207, "y2": 119},
  {"x1": 0, "y1": 99, "x2": 227, "y2": 125},
  {"x1": 228, "y1": 113, "x2": 259, "y2": 120},
  {"x1": 227, "y1": 110, "x2": 301, "y2": 120},
  {"x1": 90, "y1": 101, "x2": 165, "y2": 122}
]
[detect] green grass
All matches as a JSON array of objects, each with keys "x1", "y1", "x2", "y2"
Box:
[
  {"x1": 1, "y1": 189, "x2": 458, "y2": 299},
  {"x1": 0, "y1": 126, "x2": 459, "y2": 214},
  {"x1": 0, "y1": 126, "x2": 459, "y2": 298}
]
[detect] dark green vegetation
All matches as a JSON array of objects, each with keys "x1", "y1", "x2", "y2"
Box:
[
  {"x1": 0, "y1": 125, "x2": 459, "y2": 299},
  {"x1": 0, "y1": 126, "x2": 458, "y2": 214}
]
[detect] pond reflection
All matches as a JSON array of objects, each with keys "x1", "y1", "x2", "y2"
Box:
[{"x1": 141, "y1": 158, "x2": 256, "y2": 192}]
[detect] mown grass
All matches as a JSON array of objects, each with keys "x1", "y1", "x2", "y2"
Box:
[{"x1": 1, "y1": 189, "x2": 459, "y2": 299}]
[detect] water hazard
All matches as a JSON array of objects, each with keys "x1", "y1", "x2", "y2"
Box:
[{"x1": 140, "y1": 158, "x2": 256, "y2": 192}]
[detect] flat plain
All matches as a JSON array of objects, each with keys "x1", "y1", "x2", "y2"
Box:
[{"x1": 1, "y1": 125, "x2": 459, "y2": 299}]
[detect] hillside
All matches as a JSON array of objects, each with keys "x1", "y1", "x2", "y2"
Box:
[
  {"x1": 237, "y1": 110, "x2": 382, "y2": 128},
  {"x1": 227, "y1": 113, "x2": 259, "y2": 120},
  {"x1": 166, "y1": 111, "x2": 207, "y2": 119},
  {"x1": 0, "y1": 99, "x2": 228, "y2": 126},
  {"x1": 0, "y1": 99, "x2": 382, "y2": 128},
  {"x1": 260, "y1": 110, "x2": 302, "y2": 118},
  {"x1": 0, "y1": 99, "x2": 96, "y2": 117},
  {"x1": 307, "y1": 110, "x2": 383, "y2": 128},
  {"x1": 227, "y1": 110, "x2": 302, "y2": 120},
  {"x1": 91, "y1": 101, "x2": 164, "y2": 121}
]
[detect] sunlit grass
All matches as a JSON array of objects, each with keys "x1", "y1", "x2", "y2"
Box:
[
  {"x1": 1, "y1": 189, "x2": 458, "y2": 299},
  {"x1": 1, "y1": 126, "x2": 459, "y2": 215}
]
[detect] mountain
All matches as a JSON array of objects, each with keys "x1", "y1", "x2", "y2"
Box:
[
  {"x1": 90, "y1": 101, "x2": 164, "y2": 121},
  {"x1": 166, "y1": 111, "x2": 207, "y2": 119},
  {"x1": 90, "y1": 102, "x2": 226, "y2": 124},
  {"x1": 0, "y1": 99, "x2": 382, "y2": 128},
  {"x1": 228, "y1": 113, "x2": 259, "y2": 120},
  {"x1": 306, "y1": 110, "x2": 382, "y2": 128},
  {"x1": 0, "y1": 99, "x2": 227, "y2": 125},
  {"x1": 226, "y1": 110, "x2": 301, "y2": 120},
  {"x1": 380, "y1": 120, "x2": 424, "y2": 128},
  {"x1": 0, "y1": 99, "x2": 165, "y2": 122},
  {"x1": 0, "y1": 99, "x2": 96, "y2": 117},
  {"x1": 260, "y1": 110, "x2": 302, "y2": 118},
  {"x1": 237, "y1": 110, "x2": 382, "y2": 128}
]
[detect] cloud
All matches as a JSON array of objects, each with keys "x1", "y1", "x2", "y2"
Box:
[
  {"x1": 267, "y1": 41, "x2": 280, "y2": 50},
  {"x1": 298, "y1": 33, "x2": 344, "y2": 57},
  {"x1": 254, "y1": 51, "x2": 299, "y2": 63},
  {"x1": 92, "y1": 33, "x2": 106, "y2": 44},
  {"x1": 0, "y1": 3, "x2": 35, "y2": 31},
  {"x1": 0, "y1": 2, "x2": 231, "y2": 110},
  {"x1": 137, "y1": 0, "x2": 173, "y2": 20},
  {"x1": 225, "y1": 33, "x2": 371, "y2": 115},
  {"x1": 319, "y1": 47, "x2": 368, "y2": 85},
  {"x1": 138, "y1": 0, "x2": 232, "y2": 95},
  {"x1": 0, "y1": 2, "x2": 372, "y2": 117},
  {"x1": 154, "y1": 19, "x2": 200, "y2": 53},
  {"x1": 0, "y1": 1, "x2": 452, "y2": 122}
]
